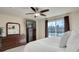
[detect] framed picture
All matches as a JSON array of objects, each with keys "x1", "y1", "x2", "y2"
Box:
[{"x1": 6, "y1": 22, "x2": 20, "y2": 36}]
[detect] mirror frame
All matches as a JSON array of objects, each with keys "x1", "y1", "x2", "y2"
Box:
[{"x1": 6, "y1": 22, "x2": 20, "y2": 36}]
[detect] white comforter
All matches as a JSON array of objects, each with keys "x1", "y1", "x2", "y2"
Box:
[{"x1": 5, "y1": 37, "x2": 66, "y2": 52}]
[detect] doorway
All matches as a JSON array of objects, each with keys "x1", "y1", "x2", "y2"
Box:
[{"x1": 26, "y1": 20, "x2": 36, "y2": 43}]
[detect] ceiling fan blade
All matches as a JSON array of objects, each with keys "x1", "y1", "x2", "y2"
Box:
[
  {"x1": 36, "y1": 7, "x2": 38, "y2": 11},
  {"x1": 30, "y1": 7, "x2": 36, "y2": 12},
  {"x1": 40, "y1": 14, "x2": 46, "y2": 16},
  {"x1": 25, "y1": 13, "x2": 35, "y2": 15},
  {"x1": 40, "y1": 9, "x2": 49, "y2": 13}
]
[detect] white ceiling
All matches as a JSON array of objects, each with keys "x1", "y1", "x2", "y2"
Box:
[{"x1": 0, "y1": 7, "x2": 79, "y2": 19}]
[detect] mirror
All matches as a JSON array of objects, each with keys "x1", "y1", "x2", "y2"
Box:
[{"x1": 6, "y1": 22, "x2": 20, "y2": 36}]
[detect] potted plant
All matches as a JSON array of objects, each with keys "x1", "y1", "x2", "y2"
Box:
[{"x1": 0, "y1": 27, "x2": 3, "y2": 36}]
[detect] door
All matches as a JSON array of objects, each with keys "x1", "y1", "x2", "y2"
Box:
[{"x1": 26, "y1": 20, "x2": 36, "y2": 43}]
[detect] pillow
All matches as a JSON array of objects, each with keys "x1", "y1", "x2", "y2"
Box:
[
  {"x1": 66, "y1": 31, "x2": 79, "y2": 52},
  {"x1": 60, "y1": 31, "x2": 71, "y2": 48}
]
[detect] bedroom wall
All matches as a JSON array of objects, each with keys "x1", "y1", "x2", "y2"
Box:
[
  {"x1": 0, "y1": 11, "x2": 79, "y2": 41},
  {"x1": 36, "y1": 11, "x2": 79, "y2": 40},
  {"x1": 69, "y1": 11, "x2": 79, "y2": 32},
  {"x1": 36, "y1": 19, "x2": 45, "y2": 40},
  {"x1": 0, "y1": 14, "x2": 45, "y2": 41},
  {"x1": 0, "y1": 14, "x2": 26, "y2": 42}
]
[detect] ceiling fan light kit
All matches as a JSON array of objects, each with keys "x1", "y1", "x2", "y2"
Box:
[
  {"x1": 35, "y1": 13, "x2": 40, "y2": 16},
  {"x1": 25, "y1": 7, "x2": 49, "y2": 18}
]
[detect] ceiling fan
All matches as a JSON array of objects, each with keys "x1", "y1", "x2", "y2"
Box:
[{"x1": 25, "y1": 7, "x2": 49, "y2": 18}]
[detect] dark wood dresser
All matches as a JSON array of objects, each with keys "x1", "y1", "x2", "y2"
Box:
[{"x1": 0, "y1": 34, "x2": 26, "y2": 51}]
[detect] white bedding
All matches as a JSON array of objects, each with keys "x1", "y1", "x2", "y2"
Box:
[{"x1": 5, "y1": 37, "x2": 66, "y2": 52}]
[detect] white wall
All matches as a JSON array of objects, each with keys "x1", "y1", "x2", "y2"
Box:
[
  {"x1": 36, "y1": 19, "x2": 45, "y2": 39},
  {"x1": 0, "y1": 14, "x2": 26, "y2": 42},
  {"x1": 0, "y1": 11, "x2": 79, "y2": 40},
  {"x1": 69, "y1": 11, "x2": 79, "y2": 32},
  {"x1": 0, "y1": 14, "x2": 45, "y2": 41}
]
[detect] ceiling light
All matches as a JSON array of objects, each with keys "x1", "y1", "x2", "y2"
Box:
[{"x1": 35, "y1": 13, "x2": 40, "y2": 16}]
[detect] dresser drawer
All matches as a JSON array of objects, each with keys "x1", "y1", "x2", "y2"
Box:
[{"x1": 1, "y1": 34, "x2": 25, "y2": 50}]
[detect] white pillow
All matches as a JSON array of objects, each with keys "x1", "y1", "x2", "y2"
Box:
[
  {"x1": 66, "y1": 31, "x2": 79, "y2": 52},
  {"x1": 60, "y1": 31, "x2": 71, "y2": 48}
]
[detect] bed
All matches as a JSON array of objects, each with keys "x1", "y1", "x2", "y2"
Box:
[{"x1": 5, "y1": 31, "x2": 79, "y2": 52}]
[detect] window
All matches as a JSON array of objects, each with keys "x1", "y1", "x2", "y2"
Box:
[{"x1": 48, "y1": 18, "x2": 64, "y2": 37}]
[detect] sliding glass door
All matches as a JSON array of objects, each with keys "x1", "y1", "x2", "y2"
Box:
[{"x1": 48, "y1": 18, "x2": 64, "y2": 37}]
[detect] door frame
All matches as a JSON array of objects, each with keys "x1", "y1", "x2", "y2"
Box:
[{"x1": 26, "y1": 20, "x2": 36, "y2": 43}]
